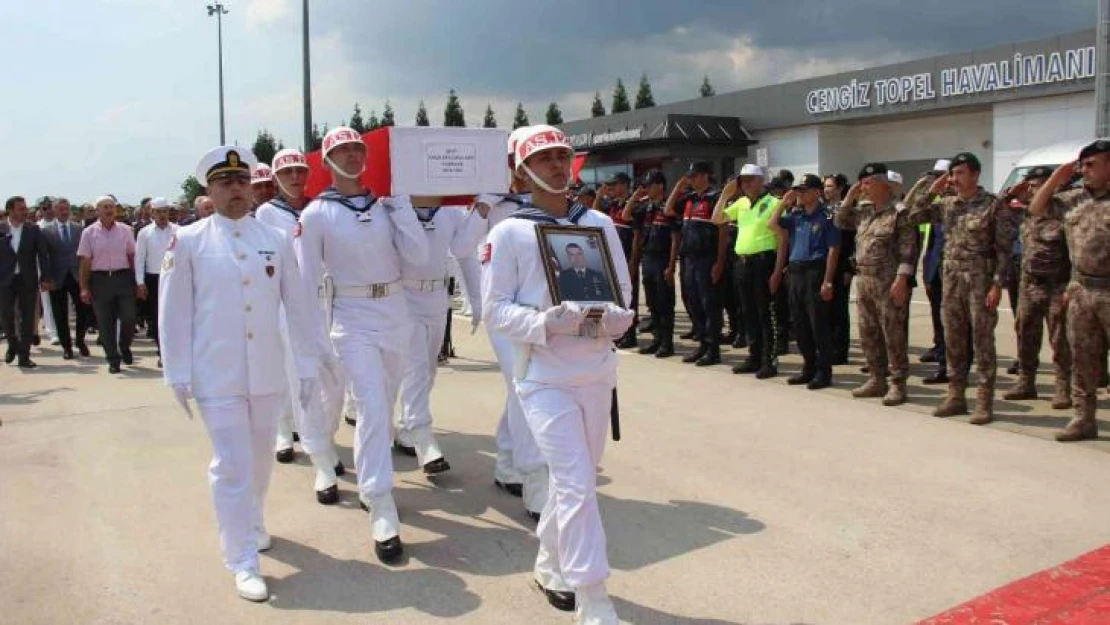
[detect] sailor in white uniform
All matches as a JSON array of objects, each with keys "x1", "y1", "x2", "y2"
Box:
[
  {"x1": 394, "y1": 199, "x2": 486, "y2": 474},
  {"x1": 473, "y1": 125, "x2": 551, "y2": 521},
  {"x1": 159, "y1": 146, "x2": 319, "y2": 602},
  {"x1": 294, "y1": 127, "x2": 429, "y2": 564},
  {"x1": 481, "y1": 125, "x2": 633, "y2": 624},
  {"x1": 256, "y1": 148, "x2": 346, "y2": 504}
]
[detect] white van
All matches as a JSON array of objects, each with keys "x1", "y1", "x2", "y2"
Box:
[{"x1": 998, "y1": 139, "x2": 1091, "y2": 190}]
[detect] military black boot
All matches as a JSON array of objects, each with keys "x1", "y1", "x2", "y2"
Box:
[
  {"x1": 696, "y1": 343, "x2": 721, "y2": 367},
  {"x1": 682, "y1": 342, "x2": 709, "y2": 364}
]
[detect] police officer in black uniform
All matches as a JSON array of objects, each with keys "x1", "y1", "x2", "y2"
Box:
[
  {"x1": 665, "y1": 162, "x2": 725, "y2": 366},
  {"x1": 624, "y1": 170, "x2": 680, "y2": 358},
  {"x1": 594, "y1": 172, "x2": 638, "y2": 348}
]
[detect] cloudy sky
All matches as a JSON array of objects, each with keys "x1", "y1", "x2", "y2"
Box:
[{"x1": 0, "y1": 0, "x2": 1093, "y2": 204}]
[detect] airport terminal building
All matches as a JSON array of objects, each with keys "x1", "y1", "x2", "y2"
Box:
[{"x1": 560, "y1": 29, "x2": 1096, "y2": 192}]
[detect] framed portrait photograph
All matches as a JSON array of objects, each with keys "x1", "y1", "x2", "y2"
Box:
[{"x1": 535, "y1": 223, "x2": 625, "y2": 308}]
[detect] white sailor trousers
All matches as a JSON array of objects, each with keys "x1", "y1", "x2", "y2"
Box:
[
  {"x1": 516, "y1": 381, "x2": 612, "y2": 588},
  {"x1": 332, "y1": 310, "x2": 408, "y2": 499},
  {"x1": 398, "y1": 289, "x2": 448, "y2": 434},
  {"x1": 196, "y1": 392, "x2": 284, "y2": 573},
  {"x1": 488, "y1": 328, "x2": 546, "y2": 474},
  {"x1": 277, "y1": 308, "x2": 339, "y2": 457}
]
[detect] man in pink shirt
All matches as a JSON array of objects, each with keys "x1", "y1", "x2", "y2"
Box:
[{"x1": 78, "y1": 195, "x2": 138, "y2": 373}]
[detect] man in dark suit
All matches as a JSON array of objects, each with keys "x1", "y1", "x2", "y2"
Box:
[
  {"x1": 42, "y1": 198, "x2": 91, "y2": 359},
  {"x1": 557, "y1": 242, "x2": 613, "y2": 302},
  {"x1": 0, "y1": 196, "x2": 53, "y2": 368}
]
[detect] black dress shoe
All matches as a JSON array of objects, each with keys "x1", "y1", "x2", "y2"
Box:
[
  {"x1": 807, "y1": 372, "x2": 832, "y2": 390},
  {"x1": 922, "y1": 371, "x2": 949, "y2": 385},
  {"x1": 787, "y1": 371, "x2": 814, "y2": 385},
  {"x1": 1006, "y1": 362, "x2": 1019, "y2": 375},
  {"x1": 120, "y1": 349, "x2": 133, "y2": 365},
  {"x1": 334, "y1": 461, "x2": 346, "y2": 477},
  {"x1": 423, "y1": 458, "x2": 451, "y2": 475},
  {"x1": 615, "y1": 334, "x2": 638, "y2": 349},
  {"x1": 494, "y1": 479, "x2": 524, "y2": 497},
  {"x1": 63, "y1": 349, "x2": 74, "y2": 360},
  {"x1": 654, "y1": 344, "x2": 675, "y2": 359},
  {"x1": 375, "y1": 536, "x2": 404, "y2": 564},
  {"x1": 292, "y1": 431, "x2": 300, "y2": 443},
  {"x1": 695, "y1": 346, "x2": 721, "y2": 367},
  {"x1": 682, "y1": 344, "x2": 708, "y2": 364},
  {"x1": 679, "y1": 330, "x2": 696, "y2": 340},
  {"x1": 534, "y1": 579, "x2": 576, "y2": 612},
  {"x1": 919, "y1": 349, "x2": 938, "y2": 363},
  {"x1": 275, "y1": 447, "x2": 295, "y2": 463},
  {"x1": 108, "y1": 362, "x2": 122, "y2": 374},
  {"x1": 345, "y1": 415, "x2": 357, "y2": 426},
  {"x1": 755, "y1": 366, "x2": 778, "y2": 380},
  {"x1": 77, "y1": 342, "x2": 90, "y2": 357},
  {"x1": 316, "y1": 485, "x2": 339, "y2": 505},
  {"x1": 4, "y1": 350, "x2": 15, "y2": 364},
  {"x1": 638, "y1": 342, "x2": 660, "y2": 355},
  {"x1": 732, "y1": 359, "x2": 760, "y2": 374},
  {"x1": 17, "y1": 357, "x2": 37, "y2": 369},
  {"x1": 394, "y1": 441, "x2": 417, "y2": 457}
]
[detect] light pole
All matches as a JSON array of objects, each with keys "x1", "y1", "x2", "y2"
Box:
[
  {"x1": 207, "y1": 3, "x2": 229, "y2": 145},
  {"x1": 302, "y1": 0, "x2": 313, "y2": 151}
]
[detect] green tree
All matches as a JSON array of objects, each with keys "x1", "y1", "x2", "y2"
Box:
[
  {"x1": 545, "y1": 102, "x2": 563, "y2": 125},
  {"x1": 415, "y1": 100, "x2": 430, "y2": 126},
  {"x1": 180, "y1": 175, "x2": 204, "y2": 208},
  {"x1": 381, "y1": 101, "x2": 395, "y2": 127},
  {"x1": 482, "y1": 104, "x2": 497, "y2": 128},
  {"x1": 309, "y1": 123, "x2": 323, "y2": 151},
  {"x1": 512, "y1": 102, "x2": 529, "y2": 129},
  {"x1": 612, "y1": 78, "x2": 631, "y2": 113},
  {"x1": 634, "y1": 73, "x2": 655, "y2": 109},
  {"x1": 591, "y1": 92, "x2": 606, "y2": 117},
  {"x1": 349, "y1": 103, "x2": 367, "y2": 133},
  {"x1": 700, "y1": 75, "x2": 715, "y2": 98},
  {"x1": 367, "y1": 109, "x2": 380, "y2": 131},
  {"x1": 444, "y1": 89, "x2": 466, "y2": 127},
  {"x1": 251, "y1": 129, "x2": 279, "y2": 165}
]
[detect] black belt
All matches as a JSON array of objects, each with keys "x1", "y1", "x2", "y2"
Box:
[
  {"x1": 738, "y1": 250, "x2": 776, "y2": 262},
  {"x1": 1077, "y1": 274, "x2": 1110, "y2": 289},
  {"x1": 91, "y1": 269, "x2": 130, "y2": 277},
  {"x1": 788, "y1": 259, "x2": 825, "y2": 269}
]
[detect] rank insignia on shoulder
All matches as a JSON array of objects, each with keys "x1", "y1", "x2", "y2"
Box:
[{"x1": 480, "y1": 242, "x2": 492, "y2": 264}]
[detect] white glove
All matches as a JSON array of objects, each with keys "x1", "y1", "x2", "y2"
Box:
[
  {"x1": 599, "y1": 303, "x2": 636, "y2": 338},
  {"x1": 171, "y1": 384, "x2": 194, "y2": 420},
  {"x1": 543, "y1": 302, "x2": 586, "y2": 337},
  {"x1": 298, "y1": 378, "x2": 318, "y2": 411}
]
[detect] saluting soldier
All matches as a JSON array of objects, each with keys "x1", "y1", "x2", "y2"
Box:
[
  {"x1": 834, "y1": 164, "x2": 918, "y2": 406},
  {"x1": 159, "y1": 146, "x2": 320, "y2": 602},
  {"x1": 909, "y1": 153, "x2": 1018, "y2": 425},
  {"x1": 1026, "y1": 139, "x2": 1110, "y2": 442},
  {"x1": 594, "y1": 172, "x2": 638, "y2": 348},
  {"x1": 623, "y1": 170, "x2": 680, "y2": 358},
  {"x1": 1002, "y1": 166, "x2": 1072, "y2": 409}
]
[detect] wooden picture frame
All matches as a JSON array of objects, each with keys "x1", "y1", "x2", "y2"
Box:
[{"x1": 535, "y1": 223, "x2": 625, "y2": 309}]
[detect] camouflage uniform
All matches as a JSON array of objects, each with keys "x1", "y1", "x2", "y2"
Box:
[
  {"x1": 834, "y1": 199, "x2": 918, "y2": 403},
  {"x1": 1003, "y1": 211, "x2": 1071, "y2": 407},
  {"x1": 910, "y1": 188, "x2": 1017, "y2": 424},
  {"x1": 1048, "y1": 187, "x2": 1110, "y2": 441}
]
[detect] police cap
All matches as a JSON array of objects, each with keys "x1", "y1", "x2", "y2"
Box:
[
  {"x1": 1078, "y1": 139, "x2": 1110, "y2": 161},
  {"x1": 792, "y1": 173, "x2": 823, "y2": 191},
  {"x1": 687, "y1": 161, "x2": 712, "y2": 176},
  {"x1": 642, "y1": 169, "x2": 667, "y2": 187},
  {"x1": 949, "y1": 152, "x2": 981, "y2": 173},
  {"x1": 605, "y1": 172, "x2": 632, "y2": 186},
  {"x1": 857, "y1": 162, "x2": 888, "y2": 181}
]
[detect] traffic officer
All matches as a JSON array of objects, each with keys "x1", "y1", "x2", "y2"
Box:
[
  {"x1": 833, "y1": 164, "x2": 918, "y2": 406},
  {"x1": 911, "y1": 153, "x2": 1018, "y2": 425},
  {"x1": 482, "y1": 124, "x2": 632, "y2": 625},
  {"x1": 395, "y1": 197, "x2": 486, "y2": 475},
  {"x1": 666, "y1": 161, "x2": 725, "y2": 366},
  {"x1": 769, "y1": 174, "x2": 841, "y2": 389},
  {"x1": 250, "y1": 164, "x2": 276, "y2": 209},
  {"x1": 473, "y1": 126, "x2": 550, "y2": 522},
  {"x1": 1002, "y1": 166, "x2": 1071, "y2": 409},
  {"x1": 159, "y1": 146, "x2": 319, "y2": 602},
  {"x1": 294, "y1": 127, "x2": 429, "y2": 562},
  {"x1": 594, "y1": 172, "x2": 638, "y2": 349},
  {"x1": 1026, "y1": 139, "x2": 1110, "y2": 442},
  {"x1": 715, "y1": 164, "x2": 781, "y2": 378},
  {"x1": 623, "y1": 169, "x2": 680, "y2": 358},
  {"x1": 256, "y1": 147, "x2": 346, "y2": 504}
]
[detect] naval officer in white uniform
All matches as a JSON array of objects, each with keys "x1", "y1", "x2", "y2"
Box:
[
  {"x1": 294, "y1": 126, "x2": 429, "y2": 564},
  {"x1": 159, "y1": 146, "x2": 320, "y2": 602},
  {"x1": 481, "y1": 125, "x2": 633, "y2": 624}
]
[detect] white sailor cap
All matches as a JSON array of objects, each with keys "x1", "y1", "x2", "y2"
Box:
[
  {"x1": 251, "y1": 164, "x2": 273, "y2": 185},
  {"x1": 322, "y1": 126, "x2": 364, "y2": 156},
  {"x1": 513, "y1": 125, "x2": 572, "y2": 171},
  {"x1": 272, "y1": 148, "x2": 308, "y2": 173},
  {"x1": 196, "y1": 146, "x2": 258, "y2": 185},
  {"x1": 149, "y1": 197, "x2": 170, "y2": 210}
]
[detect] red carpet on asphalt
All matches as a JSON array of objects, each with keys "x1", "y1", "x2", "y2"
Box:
[{"x1": 918, "y1": 544, "x2": 1110, "y2": 624}]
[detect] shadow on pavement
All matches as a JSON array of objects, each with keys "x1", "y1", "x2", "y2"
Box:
[
  {"x1": 0, "y1": 386, "x2": 72, "y2": 406},
  {"x1": 613, "y1": 596, "x2": 815, "y2": 625}
]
